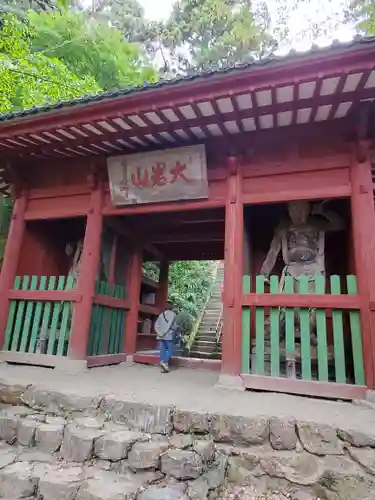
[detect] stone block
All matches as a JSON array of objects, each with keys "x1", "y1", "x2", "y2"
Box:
[
  {"x1": 170, "y1": 434, "x2": 193, "y2": 450},
  {"x1": 94, "y1": 430, "x2": 141, "y2": 461},
  {"x1": 127, "y1": 440, "x2": 169, "y2": 470},
  {"x1": 187, "y1": 477, "x2": 209, "y2": 500},
  {"x1": 138, "y1": 485, "x2": 189, "y2": 500},
  {"x1": 17, "y1": 417, "x2": 41, "y2": 447},
  {"x1": 35, "y1": 423, "x2": 65, "y2": 452},
  {"x1": 19, "y1": 449, "x2": 57, "y2": 464},
  {"x1": 270, "y1": 417, "x2": 297, "y2": 451},
  {"x1": 227, "y1": 455, "x2": 264, "y2": 484},
  {"x1": 76, "y1": 470, "x2": 143, "y2": 500},
  {"x1": 0, "y1": 447, "x2": 17, "y2": 470},
  {"x1": 61, "y1": 424, "x2": 103, "y2": 463},
  {"x1": 347, "y1": 447, "x2": 375, "y2": 475},
  {"x1": 297, "y1": 422, "x2": 343, "y2": 456},
  {"x1": 22, "y1": 387, "x2": 100, "y2": 414},
  {"x1": 74, "y1": 417, "x2": 103, "y2": 430},
  {"x1": 0, "y1": 383, "x2": 27, "y2": 405},
  {"x1": 211, "y1": 414, "x2": 269, "y2": 445},
  {"x1": 0, "y1": 409, "x2": 20, "y2": 443},
  {"x1": 202, "y1": 454, "x2": 227, "y2": 490},
  {"x1": 337, "y1": 427, "x2": 375, "y2": 448},
  {"x1": 101, "y1": 398, "x2": 173, "y2": 434},
  {"x1": 38, "y1": 464, "x2": 84, "y2": 500},
  {"x1": 0, "y1": 462, "x2": 39, "y2": 498},
  {"x1": 173, "y1": 410, "x2": 210, "y2": 434},
  {"x1": 46, "y1": 415, "x2": 67, "y2": 426},
  {"x1": 161, "y1": 449, "x2": 203, "y2": 479},
  {"x1": 193, "y1": 439, "x2": 215, "y2": 462},
  {"x1": 260, "y1": 454, "x2": 323, "y2": 486}
]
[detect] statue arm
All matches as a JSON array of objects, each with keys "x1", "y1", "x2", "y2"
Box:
[
  {"x1": 312, "y1": 202, "x2": 344, "y2": 232},
  {"x1": 260, "y1": 229, "x2": 282, "y2": 278}
]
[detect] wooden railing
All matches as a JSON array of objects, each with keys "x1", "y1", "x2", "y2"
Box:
[
  {"x1": 241, "y1": 274, "x2": 365, "y2": 397},
  {"x1": 4, "y1": 275, "x2": 79, "y2": 356},
  {"x1": 87, "y1": 280, "x2": 128, "y2": 357}
]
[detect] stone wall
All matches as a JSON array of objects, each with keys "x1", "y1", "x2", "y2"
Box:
[{"x1": 0, "y1": 383, "x2": 374, "y2": 499}]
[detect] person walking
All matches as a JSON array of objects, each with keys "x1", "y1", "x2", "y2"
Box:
[{"x1": 154, "y1": 300, "x2": 178, "y2": 373}]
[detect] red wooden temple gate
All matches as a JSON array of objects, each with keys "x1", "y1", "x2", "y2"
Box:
[{"x1": 0, "y1": 38, "x2": 375, "y2": 399}]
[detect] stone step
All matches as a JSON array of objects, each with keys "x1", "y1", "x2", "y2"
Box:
[
  {"x1": 0, "y1": 379, "x2": 373, "y2": 499},
  {"x1": 189, "y1": 350, "x2": 221, "y2": 359}
]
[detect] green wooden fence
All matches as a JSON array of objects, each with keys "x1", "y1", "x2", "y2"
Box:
[
  {"x1": 4, "y1": 275, "x2": 75, "y2": 356},
  {"x1": 241, "y1": 274, "x2": 365, "y2": 386},
  {"x1": 87, "y1": 281, "x2": 126, "y2": 356}
]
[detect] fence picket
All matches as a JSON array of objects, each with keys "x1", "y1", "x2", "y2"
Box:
[
  {"x1": 269, "y1": 275, "x2": 280, "y2": 377},
  {"x1": 28, "y1": 276, "x2": 47, "y2": 353},
  {"x1": 298, "y1": 276, "x2": 311, "y2": 381},
  {"x1": 56, "y1": 276, "x2": 75, "y2": 356},
  {"x1": 38, "y1": 277, "x2": 57, "y2": 353},
  {"x1": 241, "y1": 276, "x2": 251, "y2": 374},
  {"x1": 11, "y1": 276, "x2": 30, "y2": 352},
  {"x1": 284, "y1": 276, "x2": 295, "y2": 376},
  {"x1": 346, "y1": 275, "x2": 365, "y2": 386},
  {"x1": 3, "y1": 276, "x2": 21, "y2": 350},
  {"x1": 19, "y1": 276, "x2": 38, "y2": 352},
  {"x1": 315, "y1": 275, "x2": 328, "y2": 382},
  {"x1": 47, "y1": 276, "x2": 66, "y2": 355},
  {"x1": 330, "y1": 275, "x2": 346, "y2": 384},
  {"x1": 255, "y1": 275, "x2": 265, "y2": 375}
]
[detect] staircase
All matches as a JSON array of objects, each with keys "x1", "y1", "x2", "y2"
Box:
[{"x1": 189, "y1": 262, "x2": 224, "y2": 359}]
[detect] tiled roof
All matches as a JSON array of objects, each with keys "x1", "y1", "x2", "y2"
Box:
[{"x1": 1, "y1": 35, "x2": 375, "y2": 124}]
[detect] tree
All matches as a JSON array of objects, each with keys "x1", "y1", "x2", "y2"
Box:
[
  {"x1": 28, "y1": 10, "x2": 157, "y2": 91},
  {"x1": 0, "y1": 13, "x2": 100, "y2": 112},
  {"x1": 161, "y1": 0, "x2": 277, "y2": 73},
  {"x1": 347, "y1": 0, "x2": 375, "y2": 34}
]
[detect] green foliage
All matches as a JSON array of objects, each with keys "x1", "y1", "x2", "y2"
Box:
[
  {"x1": 164, "y1": 0, "x2": 276, "y2": 72},
  {"x1": 0, "y1": 13, "x2": 100, "y2": 113},
  {"x1": 168, "y1": 261, "x2": 215, "y2": 318},
  {"x1": 348, "y1": 0, "x2": 375, "y2": 34},
  {"x1": 28, "y1": 10, "x2": 157, "y2": 91}
]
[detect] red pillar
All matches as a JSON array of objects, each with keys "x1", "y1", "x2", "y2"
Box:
[
  {"x1": 0, "y1": 193, "x2": 27, "y2": 347},
  {"x1": 221, "y1": 157, "x2": 244, "y2": 377},
  {"x1": 68, "y1": 186, "x2": 103, "y2": 360},
  {"x1": 350, "y1": 145, "x2": 375, "y2": 388},
  {"x1": 124, "y1": 246, "x2": 143, "y2": 357}
]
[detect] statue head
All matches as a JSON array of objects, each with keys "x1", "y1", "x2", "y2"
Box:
[{"x1": 288, "y1": 201, "x2": 310, "y2": 225}]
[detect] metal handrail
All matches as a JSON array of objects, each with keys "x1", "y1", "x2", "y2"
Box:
[
  {"x1": 186, "y1": 262, "x2": 220, "y2": 351},
  {"x1": 214, "y1": 302, "x2": 223, "y2": 345}
]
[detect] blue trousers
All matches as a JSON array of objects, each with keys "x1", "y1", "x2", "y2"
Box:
[{"x1": 159, "y1": 339, "x2": 174, "y2": 364}]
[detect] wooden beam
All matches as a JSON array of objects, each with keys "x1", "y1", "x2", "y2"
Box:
[
  {"x1": 242, "y1": 293, "x2": 360, "y2": 309},
  {"x1": 241, "y1": 374, "x2": 367, "y2": 400},
  {"x1": 8, "y1": 290, "x2": 82, "y2": 302},
  {"x1": 69, "y1": 185, "x2": 103, "y2": 360},
  {"x1": 93, "y1": 295, "x2": 130, "y2": 309},
  {"x1": 0, "y1": 193, "x2": 27, "y2": 348}
]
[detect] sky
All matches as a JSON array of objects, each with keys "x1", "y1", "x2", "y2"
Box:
[{"x1": 138, "y1": 0, "x2": 356, "y2": 53}]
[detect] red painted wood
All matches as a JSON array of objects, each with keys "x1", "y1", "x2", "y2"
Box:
[
  {"x1": 69, "y1": 186, "x2": 103, "y2": 360},
  {"x1": 133, "y1": 352, "x2": 222, "y2": 371},
  {"x1": 242, "y1": 293, "x2": 360, "y2": 309},
  {"x1": 349, "y1": 147, "x2": 375, "y2": 389},
  {"x1": 241, "y1": 374, "x2": 367, "y2": 400},
  {"x1": 86, "y1": 353, "x2": 127, "y2": 367},
  {"x1": 222, "y1": 157, "x2": 243, "y2": 376},
  {"x1": 25, "y1": 194, "x2": 90, "y2": 220},
  {"x1": 2, "y1": 47, "x2": 373, "y2": 138},
  {"x1": 0, "y1": 193, "x2": 27, "y2": 347},
  {"x1": 93, "y1": 295, "x2": 130, "y2": 309},
  {"x1": 8, "y1": 290, "x2": 82, "y2": 302},
  {"x1": 242, "y1": 154, "x2": 350, "y2": 178},
  {"x1": 124, "y1": 247, "x2": 143, "y2": 355}
]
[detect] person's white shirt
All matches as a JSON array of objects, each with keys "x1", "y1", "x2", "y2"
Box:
[{"x1": 154, "y1": 309, "x2": 176, "y2": 338}]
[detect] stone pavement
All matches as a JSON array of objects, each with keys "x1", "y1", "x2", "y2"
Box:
[
  {"x1": 0, "y1": 363, "x2": 374, "y2": 429},
  {"x1": 0, "y1": 364, "x2": 374, "y2": 498}
]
